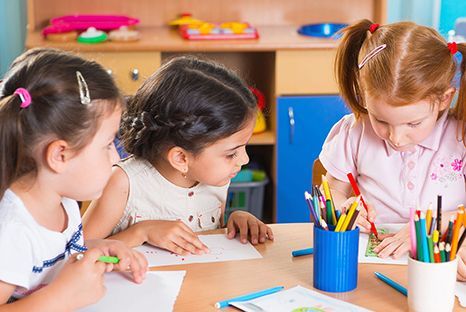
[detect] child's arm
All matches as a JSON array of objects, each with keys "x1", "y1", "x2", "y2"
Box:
[
  {"x1": 226, "y1": 211, "x2": 274, "y2": 244},
  {"x1": 82, "y1": 166, "x2": 131, "y2": 239},
  {"x1": 0, "y1": 248, "x2": 107, "y2": 311},
  {"x1": 325, "y1": 173, "x2": 377, "y2": 232}
]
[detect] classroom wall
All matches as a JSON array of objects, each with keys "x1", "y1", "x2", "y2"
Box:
[{"x1": 0, "y1": 0, "x2": 26, "y2": 77}]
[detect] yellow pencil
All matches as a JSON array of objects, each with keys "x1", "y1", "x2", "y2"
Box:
[
  {"x1": 321, "y1": 175, "x2": 337, "y2": 225},
  {"x1": 450, "y1": 209, "x2": 464, "y2": 260},
  {"x1": 425, "y1": 205, "x2": 432, "y2": 234},
  {"x1": 341, "y1": 196, "x2": 360, "y2": 232},
  {"x1": 335, "y1": 213, "x2": 347, "y2": 232},
  {"x1": 432, "y1": 230, "x2": 439, "y2": 244}
]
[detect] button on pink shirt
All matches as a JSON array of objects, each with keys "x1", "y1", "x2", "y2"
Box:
[{"x1": 319, "y1": 112, "x2": 466, "y2": 223}]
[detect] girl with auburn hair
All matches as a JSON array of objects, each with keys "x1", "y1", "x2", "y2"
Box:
[{"x1": 320, "y1": 20, "x2": 465, "y2": 277}]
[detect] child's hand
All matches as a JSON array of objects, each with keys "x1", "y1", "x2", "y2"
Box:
[
  {"x1": 226, "y1": 211, "x2": 274, "y2": 244},
  {"x1": 51, "y1": 248, "x2": 107, "y2": 310},
  {"x1": 457, "y1": 246, "x2": 466, "y2": 281},
  {"x1": 373, "y1": 224, "x2": 410, "y2": 258},
  {"x1": 340, "y1": 196, "x2": 376, "y2": 233},
  {"x1": 143, "y1": 220, "x2": 209, "y2": 256},
  {"x1": 86, "y1": 239, "x2": 147, "y2": 283}
]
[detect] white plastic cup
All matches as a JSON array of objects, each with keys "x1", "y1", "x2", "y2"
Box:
[{"x1": 408, "y1": 257, "x2": 458, "y2": 312}]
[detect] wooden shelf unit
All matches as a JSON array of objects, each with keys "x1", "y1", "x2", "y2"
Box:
[{"x1": 26, "y1": 0, "x2": 386, "y2": 221}]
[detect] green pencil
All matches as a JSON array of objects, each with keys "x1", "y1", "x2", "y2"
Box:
[
  {"x1": 98, "y1": 256, "x2": 120, "y2": 264},
  {"x1": 414, "y1": 215, "x2": 423, "y2": 261},
  {"x1": 427, "y1": 236, "x2": 434, "y2": 263}
]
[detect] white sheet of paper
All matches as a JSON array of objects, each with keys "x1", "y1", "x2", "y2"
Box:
[
  {"x1": 79, "y1": 271, "x2": 186, "y2": 312},
  {"x1": 135, "y1": 234, "x2": 262, "y2": 267},
  {"x1": 358, "y1": 223, "x2": 408, "y2": 265},
  {"x1": 231, "y1": 285, "x2": 371, "y2": 312},
  {"x1": 456, "y1": 282, "x2": 466, "y2": 307}
]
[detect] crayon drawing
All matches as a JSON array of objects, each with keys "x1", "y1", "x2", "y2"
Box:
[
  {"x1": 358, "y1": 224, "x2": 408, "y2": 265},
  {"x1": 365, "y1": 228, "x2": 387, "y2": 257}
]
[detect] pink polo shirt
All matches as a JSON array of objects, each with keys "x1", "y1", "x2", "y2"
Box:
[{"x1": 319, "y1": 111, "x2": 466, "y2": 223}]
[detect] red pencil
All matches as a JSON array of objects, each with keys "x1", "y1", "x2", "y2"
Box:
[{"x1": 347, "y1": 173, "x2": 379, "y2": 238}]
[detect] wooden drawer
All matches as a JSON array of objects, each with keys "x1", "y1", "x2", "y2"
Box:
[
  {"x1": 275, "y1": 50, "x2": 338, "y2": 95},
  {"x1": 80, "y1": 52, "x2": 161, "y2": 95}
]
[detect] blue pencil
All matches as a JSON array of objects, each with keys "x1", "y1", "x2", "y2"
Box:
[
  {"x1": 291, "y1": 247, "x2": 314, "y2": 257},
  {"x1": 215, "y1": 286, "x2": 285, "y2": 308},
  {"x1": 374, "y1": 272, "x2": 407, "y2": 296}
]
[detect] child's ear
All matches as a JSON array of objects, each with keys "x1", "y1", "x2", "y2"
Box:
[
  {"x1": 45, "y1": 140, "x2": 73, "y2": 173},
  {"x1": 439, "y1": 87, "x2": 456, "y2": 110},
  {"x1": 167, "y1": 146, "x2": 190, "y2": 174}
]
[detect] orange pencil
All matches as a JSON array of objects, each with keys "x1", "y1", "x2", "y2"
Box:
[
  {"x1": 433, "y1": 245, "x2": 441, "y2": 263},
  {"x1": 450, "y1": 209, "x2": 464, "y2": 260},
  {"x1": 460, "y1": 205, "x2": 466, "y2": 227}
]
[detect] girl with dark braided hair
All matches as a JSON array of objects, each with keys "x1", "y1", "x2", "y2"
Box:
[{"x1": 83, "y1": 56, "x2": 273, "y2": 255}]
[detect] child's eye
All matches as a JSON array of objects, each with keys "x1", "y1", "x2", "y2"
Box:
[
  {"x1": 375, "y1": 118, "x2": 387, "y2": 125},
  {"x1": 407, "y1": 122, "x2": 422, "y2": 128},
  {"x1": 227, "y1": 151, "x2": 238, "y2": 159}
]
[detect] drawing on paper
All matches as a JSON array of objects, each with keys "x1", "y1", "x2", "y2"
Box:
[{"x1": 365, "y1": 228, "x2": 387, "y2": 257}]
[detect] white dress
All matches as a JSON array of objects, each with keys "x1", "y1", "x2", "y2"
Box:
[
  {"x1": 0, "y1": 189, "x2": 85, "y2": 300},
  {"x1": 112, "y1": 156, "x2": 229, "y2": 234}
]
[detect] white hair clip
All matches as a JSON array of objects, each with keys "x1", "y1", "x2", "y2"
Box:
[
  {"x1": 76, "y1": 71, "x2": 91, "y2": 105},
  {"x1": 358, "y1": 44, "x2": 387, "y2": 69}
]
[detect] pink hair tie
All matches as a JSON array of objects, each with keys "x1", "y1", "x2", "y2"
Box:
[
  {"x1": 369, "y1": 23, "x2": 380, "y2": 33},
  {"x1": 14, "y1": 88, "x2": 32, "y2": 108},
  {"x1": 447, "y1": 42, "x2": 458, "y2": 55}
]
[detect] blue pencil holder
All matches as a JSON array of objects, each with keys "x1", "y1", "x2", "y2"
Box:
[{"x1": 313, "y1": 226, "x2": 359, "y2": 292}]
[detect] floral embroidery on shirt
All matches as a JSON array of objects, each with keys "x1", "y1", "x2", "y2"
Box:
[
  {"x1": 451, "y1": 159, "x2": 463, "y2": 172},
  {"x1": 430, "y1": 154, "x2": 463, "y2": 187}
]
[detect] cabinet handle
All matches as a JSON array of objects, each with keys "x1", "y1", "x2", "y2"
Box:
[
  {"x1": 130, "y1": 68, "x2": 139, "y2": 81},
  {"x1": 288, "y1": 106, "x2": 295, "y2": 144}
]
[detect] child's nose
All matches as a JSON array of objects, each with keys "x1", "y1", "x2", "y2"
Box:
[
  {"x1": 239, "y1": 149, "x2": 250, "y2": 166},
  {"x1": 388, "y1": 127, "x2": 403, "y2": 145}
]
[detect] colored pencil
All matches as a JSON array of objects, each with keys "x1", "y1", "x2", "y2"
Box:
[
  {"x1": 215, "y1": 286, "x2": 285, "y2": 308},
  {"x1": 346, "y1": 173, "x2": 379, "y2": 238},
  {"x1": 320, "y1": 219, "x2": 329, "y2": 231},
  {"x1": 409, "y1": 206, "x2": 417, "y2": 259},
  {"x1": 426, "y1": 206, "x2": 432, "y2": 234},
  {"x1": 325, "y1": 199, "x2": 333, "y2": 226},
  {"x1": 427, "y1": 236, "x2": 434, "y2": 263},
  {"x1": 334, "y1": 213, "x2": 347, "y2": 232},
  {"x1": 429, "y1": 217, "x2": 436, "y2": 236},
  {"x1": 445, "y1": 243, "x2": 451, "y2": 261},
  {"x1": 291, "y1": 248, "x2": 314, "y2": 257},
  {"x1": 414, "y1": 214, "x2": 422, "y2": 261},
  {"x1": 450, "y1": 209, "x2": 464, "y2": 260},
  {"x1": 321, "y1": 175, "x2": 337, "y2": 225},
  {"x1": 439, "y1": 242, "x2": 446, "y2": 262},
  {"x1": 312, "y1": 187, "x2": 321, "y2": 221},
  {"x1": 348, "y1": 207, "x2": 361, "y2": 230},
  {"x1": 419, "y1": 214, "x2": 429, "y2": 262},
  {"x1": 437, "y1": 195, "x2": 442, "y2": 233},
  {"x1": 433, "y1": 245, "x2": 441, "y2": 263},
  {"x1": 445, "y1": 216, "x2": 455, "y2": 244},
  {"x1": 341, "y1": 196, "x2": 360, "y2": 232},
  {"x1": 304, "y1": 191, "x2": 320, "y2": 228},
  {"x1": 374, "y1": 272, "x2": 407, "y2": 296},
  {"x1": 432, "y1": 230, "x2": 439, "y2": 244}
]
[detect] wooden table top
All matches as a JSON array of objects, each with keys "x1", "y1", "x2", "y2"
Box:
[{"x1": 151, "y1": 223, "x2": 462, "y2": 311}]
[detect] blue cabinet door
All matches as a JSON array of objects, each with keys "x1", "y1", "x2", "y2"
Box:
[{"x1": 276, "y1": 95, "x2": 349, "y2": 223}]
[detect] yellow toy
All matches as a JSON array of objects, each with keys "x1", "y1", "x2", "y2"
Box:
[{"x1": 249, "y1": 87, "x2": 267, "y2": 134}]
